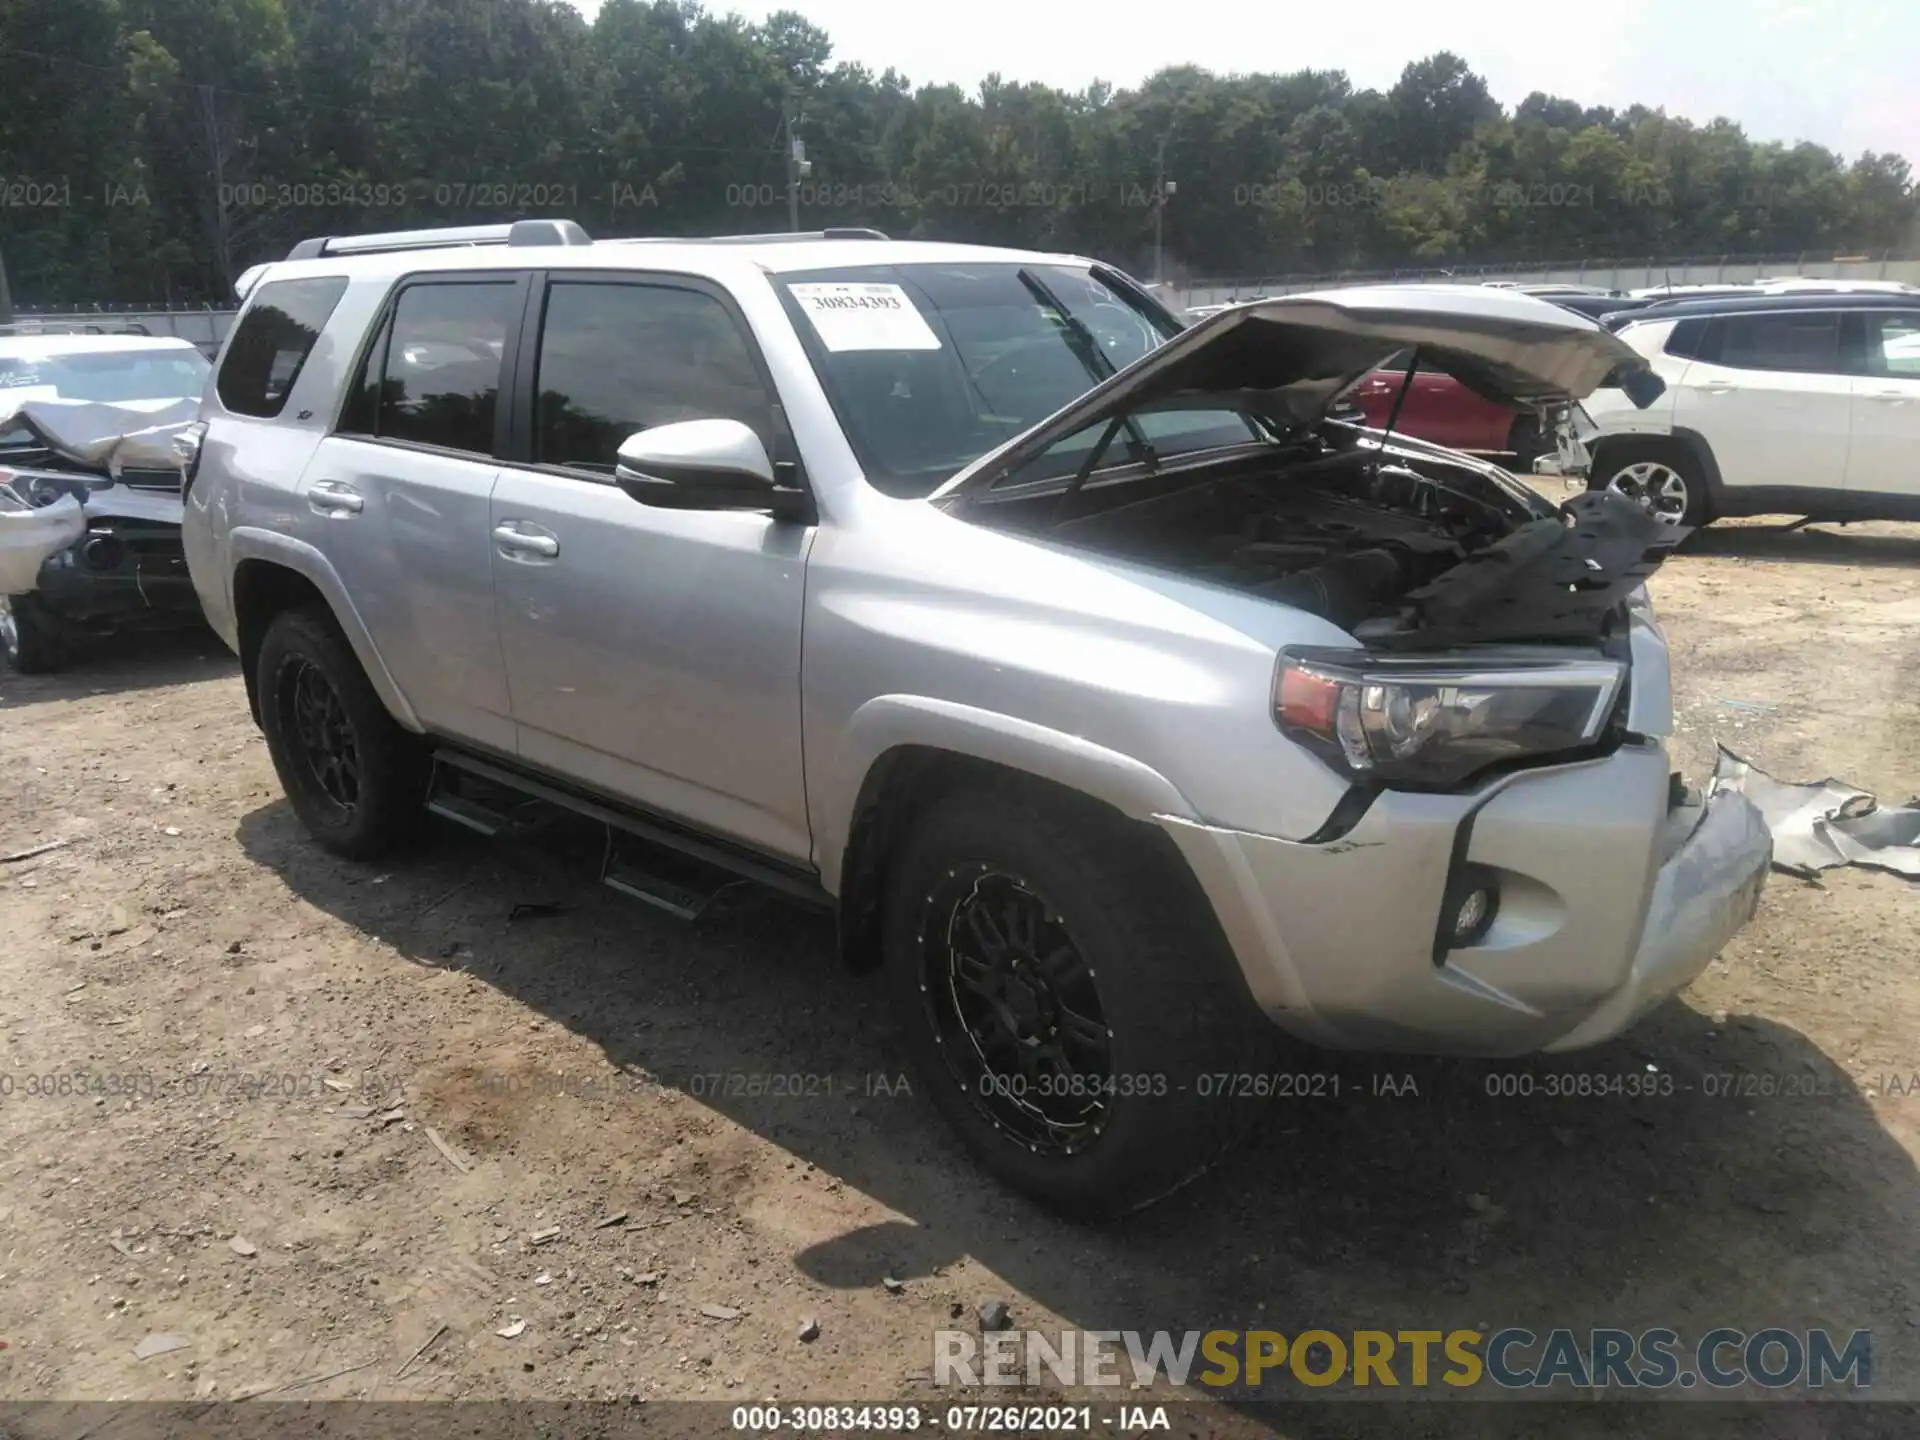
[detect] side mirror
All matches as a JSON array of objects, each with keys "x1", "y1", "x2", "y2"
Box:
[{"x1": 614, "y1": 419, "x2": 797, "y2": 513}]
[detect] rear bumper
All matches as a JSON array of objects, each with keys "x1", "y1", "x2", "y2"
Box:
[{"x1": 1160, "y1": 742, "x2": 1770, "y2": 1056}]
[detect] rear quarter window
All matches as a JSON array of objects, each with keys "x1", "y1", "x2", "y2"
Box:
[{"x1": 216, "y1": 277, "x2": 349, "y2": 418}]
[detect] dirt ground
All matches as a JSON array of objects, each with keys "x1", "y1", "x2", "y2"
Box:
[{"x1": 3, "y1": 506, "x2": 1920, "y2": 1438}]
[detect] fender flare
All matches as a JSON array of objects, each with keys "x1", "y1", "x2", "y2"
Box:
[
  {"x1": 818, "y1": 693, "x2": 1197, "y2": 892},
  {"x1": 228, "y1": 526, "x2": 424, "y2": 733}
]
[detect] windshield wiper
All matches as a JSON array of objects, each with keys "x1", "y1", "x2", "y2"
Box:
[{"x1": 1015, "y1": 267, "x2": 1159, "y2": 473}]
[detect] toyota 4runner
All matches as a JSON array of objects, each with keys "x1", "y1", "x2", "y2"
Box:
[{"x1": 183, "y1": 222, "x2": 1771, "y2": 1216}]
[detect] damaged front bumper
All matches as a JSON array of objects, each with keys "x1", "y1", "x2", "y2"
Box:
[
  {"x1": 0, "y1": 484, "x2": 197, "y2": 625},
  {"x1": 1159, "y1": 741, "x2": 1771, "y2": 1056}
]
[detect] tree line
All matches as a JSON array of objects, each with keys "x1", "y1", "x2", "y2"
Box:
[{"x1": 1, "y1": 0, "x2": 1914, "y2": 306}]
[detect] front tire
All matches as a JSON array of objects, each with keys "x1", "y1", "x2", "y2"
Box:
[
  {"x1": 256, "y1": 606, "x2": 429, "y2": 860},
  {"x1": 0, "y1": 593, "x2": 69, "y2": 674},
  {"x1": 1591, "y1": 439, "x2": 1708, "y2": 528},
  {"x1": 882, "y1": 783, "x2": 1273, "y2": 1218}
]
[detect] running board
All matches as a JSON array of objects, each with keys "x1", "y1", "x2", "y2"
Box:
[
  {"x1": 426, "y1": 787, "x2": 511, "y2": 837},
  {"x1": 601, "y1": 834, "x2": 740, "y2": 921},
  {"x1": 426, "y1": 747, "x2": 831, "y2": 914}
]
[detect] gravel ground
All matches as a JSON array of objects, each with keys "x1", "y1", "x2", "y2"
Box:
[{"x1": 2, "y1": 510, "x2": 1918, "y2": 1438}]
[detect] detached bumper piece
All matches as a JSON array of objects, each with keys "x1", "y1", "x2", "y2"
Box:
[{"x1": 1543, "y1": 786, "x2": 1770, "y2": 1051}]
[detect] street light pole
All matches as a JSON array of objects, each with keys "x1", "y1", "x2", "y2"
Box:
[
  {"x1": 1153, "y1": 129, "x2": 1175, "y2": 283},
  {"x1": 785, "y1": 108, "x2": 811, "y2": 233}
]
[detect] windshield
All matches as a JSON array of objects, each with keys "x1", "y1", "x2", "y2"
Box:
[
  {"x1": 0, "y1": 348, "x2": 211, "y2": 404},
  {"x1": 777, "y1": 262, "x2": 1255, "y2": 497}
]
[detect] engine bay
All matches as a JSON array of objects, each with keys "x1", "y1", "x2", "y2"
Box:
[{"x1": 965, "y1": 434, "x2": 1684, "y2": 646}]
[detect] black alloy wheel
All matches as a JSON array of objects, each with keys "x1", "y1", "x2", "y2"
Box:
[{"x1": 919, "y1": 864, "x2": 1114, "y2": 1154}]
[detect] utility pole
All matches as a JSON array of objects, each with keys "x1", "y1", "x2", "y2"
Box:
[
  {"x1": 784, "y1": 107, "x2": 812, "y2": 233},
  {"x1": 1153, "y1": 128, "x2": 1177, "y2": 284}
]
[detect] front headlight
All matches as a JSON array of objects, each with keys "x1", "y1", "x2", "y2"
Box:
[
  {"x1": 1275, "y1": 646, "x2": 1626, "y2": 790},
  {"x1": 0, "y1": 466, "x2": 99, "y2": 509}
]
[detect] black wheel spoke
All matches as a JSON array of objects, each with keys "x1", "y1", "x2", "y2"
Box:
[
  {"x1": 1004, "y1": 896, "x2": 1037, "y2": 954},
  {"x1": 1056, "y1": 1004, "x2": 1109, "y2": 1052},
  {"x1": 1035, "y1": 942, "x2": 1084, "y2": 987},
  {"x1": 951, "y1": 949, "x2": 997, "y2": 999},
  {"x1": 280, "y1": 658, "x2": 359, "y2": 819},
  {"x1": 963, "y1": 901, "x2": 1009, "y2": 960}
]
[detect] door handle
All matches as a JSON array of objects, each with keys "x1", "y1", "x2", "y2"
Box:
[
  {"x1": 308, "y1": 480, "x2": 363, "y2": 516},
  {"x1": 1866, "y1": 389, "x2": 1909, "y2": 402},
  {"x1": 493, "y1": 523, "x2": 559, "y2": 558},
  {"x1": 1698, "y1": 376, "x2": 1738, "y2": 394}
]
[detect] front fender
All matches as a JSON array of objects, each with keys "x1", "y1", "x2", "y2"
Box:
[
  {"x1": 228, "y1": 526, "x2": 424, "y2": 733},
  {"x1": 817, "y1": 692, "x2": 1197, "y2": 892}
]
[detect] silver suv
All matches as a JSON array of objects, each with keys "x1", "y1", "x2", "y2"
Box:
[{"x1": 183, "y1": 222, "x2": 1771, "y2": 1215}]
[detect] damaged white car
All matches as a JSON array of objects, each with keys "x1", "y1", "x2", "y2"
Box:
[
  {"x1": 186, "y1": 231, "x2": 1772, "y2": 1215},
  {"x1": 0, "y1": 335, "x2": 209, "y2": 671}
]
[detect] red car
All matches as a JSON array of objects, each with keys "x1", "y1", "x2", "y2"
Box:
[{"x1": 1348, "y1": 351, "x2": 1544, "y2": 463}]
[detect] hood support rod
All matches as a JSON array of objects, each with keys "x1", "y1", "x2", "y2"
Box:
[{"x1": 1374, "y1": 345, "x2": 1419, "y2": 482}]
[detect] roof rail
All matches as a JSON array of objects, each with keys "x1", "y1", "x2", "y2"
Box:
[
  {"x1": 285, "y1": 218, "x2": 593, "y2": 260},
  {"x1": 606, "y1": 227, "x2": 891, "y2": 246}
]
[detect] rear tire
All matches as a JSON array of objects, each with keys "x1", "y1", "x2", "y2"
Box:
[
  {"x1": 256, "y1": 606, "x2": 429, "y2": 860},
  {"x1": 882, "y1": 782, "x2": 1274, "y2": 1218},
  {"x1": 0, "y1": 593, "x2": 69, "y2": 674},
  {"x1": 1590, "y1": 438, "x2": 1709, "y2": 528},
  {"x1": 1505, "y1": 413, "x2": 1545, "y2": 470}
]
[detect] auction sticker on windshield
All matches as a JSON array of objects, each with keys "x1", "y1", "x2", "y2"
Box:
[{"x1": 788, "y1": 282, "x2": 941, "y2": 352}]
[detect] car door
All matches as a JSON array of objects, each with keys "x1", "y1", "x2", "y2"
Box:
[
  {"x1": 490, "y1": 272, "x2": 813, "y2": 863},
  {"x1": 1669, "y1": 309, "x2": 1851, "y2": 494},
  {"x1": 300, "y1": 273, "x2": 525, "y2": 752},
  {"x1": 1845, "y1": 310, "x2": 1920, "y2": 497}
]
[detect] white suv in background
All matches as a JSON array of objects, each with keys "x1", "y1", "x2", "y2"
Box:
[{"x1": 1579, "y1": 292, "x2": 1920, "y2": 527}]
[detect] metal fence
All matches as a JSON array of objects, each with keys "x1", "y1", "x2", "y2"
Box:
[
  {"x1": 1177, "y1": 252, "x2": 1920, "y2": 308},
  {"x1": 3, "y1": 305, "x2": 236, "y2": 359},
  {"x1": 19, "y1": 248, "x2": 1920, "y2": 355}
]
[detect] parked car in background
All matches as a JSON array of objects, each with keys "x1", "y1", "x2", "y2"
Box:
[
  {"x1": 1573, "y1": 291, "x2": 1920, "y2": 526},
  {"x1": 184, "y1": 222, "x2": 1768, "y2": 1215},
  {"x1": 1348, "y1": 349, "x2": 1548, "y2": 463},
  {"x1": 0, "y1": 334, "x2": 209, "y2": 671}
]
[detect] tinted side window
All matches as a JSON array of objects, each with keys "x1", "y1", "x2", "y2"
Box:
[
  {"x1": 534, "y1": 281, "x2": 775, "y2": 472},
  {"x1": 216, "y1": 277, "x2": 348, "y2": 417},
  {"x1": 376, "y1": 281, "x2": 515, "y2": 455},
  {"x1": 1866, "y1": 313, "x2": 1920, "y2": 378},
  {"x1": 1716, "y1": 312, "x2": 1841, "y2": 374}
]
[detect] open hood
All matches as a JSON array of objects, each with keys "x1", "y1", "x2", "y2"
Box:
[
  {"x1": 0, "y1": 394, "x2": 198, "y2": 475},
  {"x1": 937, "y1": 284, "x2": 1664, "y2": 499}
]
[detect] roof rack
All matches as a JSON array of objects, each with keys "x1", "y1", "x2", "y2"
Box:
[{"x1": 284, "y1": 218, "x2": 593, "y2": 260}]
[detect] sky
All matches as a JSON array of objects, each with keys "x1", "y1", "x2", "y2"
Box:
[{"x1": 566, "y1": 0, "x2": 1920, "y2": 165}]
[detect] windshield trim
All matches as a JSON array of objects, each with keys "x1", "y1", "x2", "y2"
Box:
[{"x1": 958, "y1": 434, "x2": 1281, "y2": 507}]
